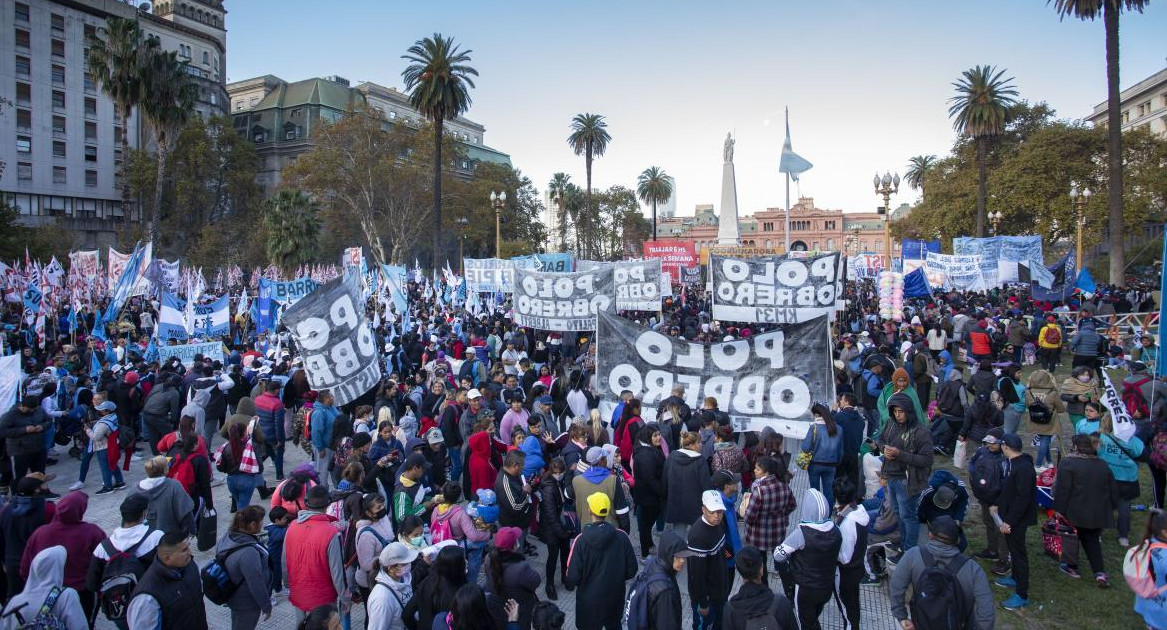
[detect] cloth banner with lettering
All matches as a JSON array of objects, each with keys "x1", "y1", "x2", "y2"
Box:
[
  {"x1": 680, "y1": 266, "x2": 702, "y2": 286},
  {"x1": 256, "y1": 277, "x2": 320, "y2": 334},
  {"x1": 923, "y1": 252, "x2": 985, "y2": 291},
  {"x1": 144, "y1": 259, "x2": 181, "y2": 293},
  {"x1": 953, "y1": 236, "x2": 1045, "y2": 288},
  {"x1": 710, "y1": 252, "x2": 842, "y2": 324},
  {"x1": 189, "y1": 295, "x2": 230, "y2": 338},
  {"x1": 596, "y1": 310, "x2": 833, "y2": 439},
  {"x1": 283, "y1": 277, "x2": 381, "y2": 406},
  {"x1": 511, "y1": 267, "x2": 615, "y2": 331},
  {"x1": 464, "y1": 258, "x2": 533, "y2": 294},
  {"x1": 643, "y1": 240, "x2": 697, "y2": 282},
  {"x1": 158, "y1": 293, "x2": 189, "y2": 340},
  {"x1": 158, "y1": 341, "x2": 224, "y2": 367},
  {"x1": 108, "y1": 248, "x2": 130, "y2": 282},
  {"x1": 613, "y1": 260, "x2": 663, "y2": 311},
  {"x1": 847, "y1": 254, "x2": 883, "y2": 280},
  {"x1": 534, "y1": 253, "x2": 573, "y2": 273},
  {"x1": 1101, "y1": 368, "x2": 1137, "y2": 441}
]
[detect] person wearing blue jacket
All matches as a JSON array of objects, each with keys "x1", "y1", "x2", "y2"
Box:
[
  {"x1": 519, "y1": 417, "x2": 547, "y2": 478},
  {"x1": 712, "y1": 470, "x2": 742, "y2": 575},
  {"x1": 1135, "y1": 509, "x2": 1167, "y2": 629},
  {"x1": 310, "y1": 390, "x2": 341, "y2": 491},
  {"x1": 802, "y1": 402, "x2": 845, "y2": 508},
  {"x1": 1095, "y1": 412, "x2": 1144, "y2": 546}
]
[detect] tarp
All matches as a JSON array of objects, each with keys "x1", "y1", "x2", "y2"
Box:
[
  {"x1": 595, "y1": 311, "x2": 834, "y2": 439},
  {"x1": 282, "y1": 277, "x2": 380, "y2": 406},
  {"x1": 902, "y1": 267, "x2": 933, "y2": 298},
  {"x1": 1032, "y1": 253, "x2": 1076, "y2": 302},
  {"x1": 158, "y1": 341, "x2": 224, "y2": 367},
  {"x1": 953, "y1": 236, "x2": 1044, "y2": 288},
  {"x1": 709, "y1": 252, "x2": 842, "y2": 324},
  {"x1": 0, "y1": 354, "x2": 21, "y2": 413},
  {"x1": 511, "y1": 267, "x2": 615, "y2": 331}
]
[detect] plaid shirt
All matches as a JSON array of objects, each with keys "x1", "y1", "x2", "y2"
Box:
[{"x1": 743, "y1": 474, "x2": 797, "y2": 552}]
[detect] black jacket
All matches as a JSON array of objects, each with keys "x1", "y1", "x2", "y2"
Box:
[
  {"x1": 662, "y1": 450, "x2": 711, "y2": 525},
  {"x1": 0, "y1": 406, "x2": 51, "y2": 456},
  {"x1": 495, "y1": 470, "x2": 531, "y2": 528},
  {"x1": 564, "y1": 521, "x2": 637, "y2": 621},
  {"x1": 960, "y1": 401, "x2": 1003, "y2": 444},
  {"x1": 999, "y1": 453, "x2": 1038, "y2": 528},
  {"x1": 1052, "y1": 455, "x2": 1118, "y2": 530},
  {"x1": 537, "y1": 475, "x2": 570, "y2": 543},
  {"x1": 723, "y1": 581, "x2": 799, "y2": 630},
  {"x1": 631, "y1": 443, "x2": 666, "y2": 507},
  {"x1": 686, "y1": 517, "x2": 729, "y2": 607},
  {"x1": 130, "y1": 557, "x2": 208, "y2": 630},
  {"x1": 968, "y1": 370, "x2": 997, "y2": 398}
]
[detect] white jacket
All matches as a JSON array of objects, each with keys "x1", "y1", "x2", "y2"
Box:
[{"x1": 366, "y1": 570, "x2": 412, "y2": 630}]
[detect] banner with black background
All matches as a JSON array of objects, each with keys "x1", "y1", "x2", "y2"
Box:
[{"x1": 710, "y1": 252, "x2": 842, "y2": 324}]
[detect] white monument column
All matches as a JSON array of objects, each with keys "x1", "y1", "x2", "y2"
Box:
[{"x1": 717, "y1": 133, "x2": 741, "y2": 246}]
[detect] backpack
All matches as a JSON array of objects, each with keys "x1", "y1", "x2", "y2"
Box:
[
  {"x1": 909, "y1": 548, "x2": 970, "y2": 630},
  {"x1": 97, "y1": 531, "x2": 155, "y2": 622},
  {"x1": 623, "y1": 563, "x2": 671, "y2": 630},
  {"x1": 728, "y1": 599, "x2": 780, "y2": 630},
  {"x1": 430, "y1": 507, "x2": 459, "y2": 544},
  {"x1": 1027, "y1": 396, "x2": 1053, "y2": 425},
  {"x1": 347, "y1": 525, "x2": 391, "y2": 568},
  {"x1": 201, "y1": 545, "x2": 256, "y2": 606},
  {"x1": 1043, "y1": 326, "x2": 1061, "y2": 346},
  {"x1": 2, "y1": 587, "x2": 67, "y2": 630},
  {"x1": 1124, "y1": 378, "x2": 1153, "y2": 419},
  {"x1": 968, "y1": 450, "x2": 1003, "y2": 503},
  {"x1": 1125, "y1": 541, "x2": 1167, "y2": 598},
  {"x1": 166, "y1": 451, "x2": 197, "y2": 494}
]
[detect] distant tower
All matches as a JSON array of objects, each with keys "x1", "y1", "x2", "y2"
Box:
[
  {"x1": 661, "y1": 180, "x2": 677, "y2": 219},
  {"x1": 717, "y1": 133, "x2": 741, "y2": 246}
]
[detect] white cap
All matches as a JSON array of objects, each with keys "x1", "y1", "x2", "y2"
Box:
[
  {"x1": 466, "y1": 389, "x2": 482, "y2": 400},
  {"x1": 701, "y1": 490, "x2": 725, "y2": 512}
]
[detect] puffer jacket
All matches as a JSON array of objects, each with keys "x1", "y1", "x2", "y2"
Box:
[
  {"x1": 254, "y1": 391, "x2": 286, "y2": 443},
  {"x1": 215, "y1": 529, "x2": 271, "y2": 615},
  {"x1": 0, "y1": 405, "x2": 51, "y2": 457}
]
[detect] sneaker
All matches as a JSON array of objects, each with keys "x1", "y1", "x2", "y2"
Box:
[
  {"x1": 860, "y1": 574, "x2": 883, "y2": 585},
  {"x1": 68, "y1": 481, "x2": 85, "y2": 491},
  {"x1": 94, "y1": 487, "x2": 115, "y2": 496},
  {"x1": 1058, "y1": 563, "x2": 1081, "y2": 579},
  {"x1": 42, "y1": 491, "x2": 61, "y2": 500},
  {"x1": 1001, "y1": 593, "x2": 1029, "y2": 610},
  {"x1": 113, "y1": 482, "x2": 127, "y2": 490},
  {"x1": 130, "y1": 454, "x2": 143, "y2": 463},
  {"x1": 991, "y1": 562, "x2": 1012, "y2": 576},
  {"x1": 994, "y1": 577, "x2": 1017, "y2": 589},
  {"x1": 974, "y1": 549, "x2": 999, "y2": 561},
  {"x1": 1095, "y1": 572, "x2": 1110, "y2": 588},
  {"x1": 1119, "y1": 537, "x2": 1131, "y2": 547}
]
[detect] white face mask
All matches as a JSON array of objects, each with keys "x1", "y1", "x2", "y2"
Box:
[{"x1": 1078, "y1": 374, "x2": 1092, "y2": 383}]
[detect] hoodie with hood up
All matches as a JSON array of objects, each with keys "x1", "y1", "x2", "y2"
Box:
[
  {"x1": 772, "y1": 489, "x2": 842, "y2": 590},
  {"x1": 662, "y1": 449, "x2": 712, "y2": 525},
  {"x1": 877, "y1": 393, "x2": 935, "y2": 496},
  {"x1": 723, "y1": 578, "x2": 798, "y2": 630},
  {"x1": 20, "y1": 491, "x2": 105, "y2": 590},
  {"x1": 0, "y1": 493, "x2": 56, "y2": 570},
  {"x1": 180, "y1": 387, "x2": 210, "y2": 436},
  {"x1": 0, "y1": 546, "x2": 87, "y2": 630},
  {"x1": 138, "y1": 476, "x2": 194, "y2": 537},
  {"x1": 637, "y1": 532, "x2": 687, "y2": 630},
  {"x1": 564, "y1": 520, "x2": 638, "y2": 622}
]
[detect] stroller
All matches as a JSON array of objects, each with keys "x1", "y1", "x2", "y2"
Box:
[{"x1": 57, "y1": 404, "x2": 91, "y2": 460}]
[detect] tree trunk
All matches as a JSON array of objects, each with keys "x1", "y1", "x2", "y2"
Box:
[
  {"x1": 150, "y1": 131, "x2": 168, "y2": 250},
  {"x1": 1105, "y1": 2, "x2": 1125, "y2": 286},
  {"x1": 975, "y1": 137, "x2": 987, "y2": 238},
  {"x1": 120, "y1": 109, "x2": 132, "y2": 241},
  {"x1": 432, "y1": 120, "x2": 444, "y2": 271},
  {"x1": 585, "y1": 146, "x2": 593, "y2": 259},
  {"x1": 652, "y1": 200, "x2": 658, "y2": 241}
]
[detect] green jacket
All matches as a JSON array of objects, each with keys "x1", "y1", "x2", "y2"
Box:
[{"x1": 876, "y1": 385, "x2": 928, "y2": 437}]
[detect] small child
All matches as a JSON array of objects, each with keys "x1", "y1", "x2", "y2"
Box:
[{"x1": 265, "y1": 506, "x2": 291, "y2": 593}]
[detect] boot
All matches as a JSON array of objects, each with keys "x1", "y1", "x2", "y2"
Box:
[
  {"x1": 562, "y1": 571, "x2": 574, "y2": 592},
  {"x1": 544, "y1": 582, "x2": 558, "y2": 601},
  {"x1": 257, "y1": 485, "x2": 274, "y2": 500}
]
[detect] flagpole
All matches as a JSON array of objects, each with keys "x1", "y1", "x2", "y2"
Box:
[{"x1": 785, "y1": 172, "x2": 791, "y2": 253}]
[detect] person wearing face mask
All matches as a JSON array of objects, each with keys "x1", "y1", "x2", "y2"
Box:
[
  {"x1": 875, "y1": 368, "x2": 926, "y2": 437},
  {"x1": 396, "y1": 515, "x2": 431, "y2": 590},
  {"x1": 354, "y1": 494, "x2": 395, "y2": 607},
  {"x1": 366, "y1": 542, "x2": 417, "y2": 630},
  {"x1": 1062, "y1": 366, "x2": 1101, "y2": 428},
  {"x1": 536, "y1": 458, "x2": 574, "y2": 600}
]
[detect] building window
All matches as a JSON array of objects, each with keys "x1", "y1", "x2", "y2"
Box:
[
  {"x1": 52, "y1": 64, "x2": 66, "y2": 84},
  {"x1": 85, "y1": 121, "x2": 97, "y2": 141},
  {"x1": 53, "y1": 141, "x2": 66, "y2": 158},
  {"x1": 86, "y1": 170, "x2": 98, "y2": 187},
  {"x1": 1123, "y1": 110, "x2": 1130, "y2": 124},
  {"x1": 16, "y1": 109, "x2": 30, "y2": 131},
  {"x1": 202, "y1": 50, "x2": 209, "y2": 65},
  {"x1": 17, "y1": 163, "x2": 32, "y2": 182},
  {"x1": 249, "y1": 97, "x2": 258, "y2": 106},
  {"x1": 51, "y1": 13, "x2": 65, "y2": 33},
  {"x1": 53, "y1": 167, "x2": 67, "y2": 184},
  {"x1": 16, "y1": 136, "x2": 31, "y2": 154},
  {"x1": 15, "y1": 3, "x2": 29, "y2": 22},
  {"x1": 85, "y1": 98, "x2": 97, "y2": 117},
  {"x1": 253, "y1": 132, "x2": 265, "y2": 143},
  {"x1": 51, "y1": 39, "x2": 65, "y2": 57},
  {"x1": 16, "y1": 82, "x2": 30, "y2": 105},
  {"x1": 52, "y1": 116, "x2": 66, "y2": 136},
  {"x1": 84, "y1": 146, "x2": 97, "y2": 162},
  {"x1": 84, "y1": 24, "x2": 96, "y2": 42},
  {"x1": 291, "y1": 108, "x2": 301, "y2": 118},
  {"x1": 235, "y1": 100, "x2": 244, "y2": 111},
  {"x1": 15, "y1": 55, "x2": 30, "y2": 76},
  {"x1": 84, "y1": 72, "x2": 95, "y2": 92},
  {"x1": 388, "y1": 111, "x2": 396, "y2": 119},
  {"x1": 52, "y1": 91, "x2": 66, "y2": 110}
]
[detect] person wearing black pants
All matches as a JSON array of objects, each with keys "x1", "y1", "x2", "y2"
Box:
[
  {"x1": 834, "y1": 480, "x2": 869, "y2": 630},
  {"x1": 773, "y1": 489, "x2": 841, "y2": 630},
  {"x1": 994, "y1": 434, "x2": 1036, "y2": 610},
  {"x1": 0, "y1": 397, "x2": 53, "y2": 481},
  {"x1": 1153, "y1": 463, "x2": 1167, "y2": 510},
  {"x1": 537, "y1": 458, "x2": 573, "y2": 599},
  {"x1": 631, "y1": 425, "x2": 667, "y2": 558}
]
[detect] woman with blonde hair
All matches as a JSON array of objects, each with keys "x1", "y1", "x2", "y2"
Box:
[{"x1": 585, "y1": 409, "x2": 609, "y2": 447}]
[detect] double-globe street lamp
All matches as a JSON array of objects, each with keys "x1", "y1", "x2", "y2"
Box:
[
  {"x1": 873, "y1": 172, "x2": 899, "y2": 268},
  {"x1": 1070, "y1": 182, "x2": 1092, "y2": 270},
  {"x1": 490, "y1": 190, "x2": 507, "y2": 258}
]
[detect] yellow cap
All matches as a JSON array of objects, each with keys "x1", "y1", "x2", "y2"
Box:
[{"x1": 586, "y1": 492, "x2": 611, "y2": 517}]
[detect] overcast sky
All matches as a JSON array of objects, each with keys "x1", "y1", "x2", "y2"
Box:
[{"x1": 225, "y1": 0, "x2": 1167, "y2": 219}]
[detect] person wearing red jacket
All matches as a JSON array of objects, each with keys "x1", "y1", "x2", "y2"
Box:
[
  {"x1": 614, "y1": 399, "x2": 644, "y2": 465},
  {"x1": 20, "y1": 490, "x2": 106, "y2": 622},
  {"x1": 284, "y1": 486, "x2": 345, "y2": 617}
]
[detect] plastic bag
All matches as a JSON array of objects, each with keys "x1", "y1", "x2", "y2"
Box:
[{"x1": 953, "y1": 439, "x2": 968, "y2": 469}]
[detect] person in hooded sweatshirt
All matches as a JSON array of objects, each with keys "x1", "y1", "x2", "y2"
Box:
[
  {"x1": 833, "y1": 480, "x2": 870, "y2": 630},
  {"x1": 141, "y1": 375, "x2": 182, "y2": 456},
  {"x1": 637, "y1": 532, "x2": 692, "y2": 630},
  {"x1": 722, "y1": 546, "x2": 797, "y2": 630},
  {"x1": 564, "y1": 493, "x2": 637, "y2": 630},
  {"x1": 992, "y1": 433, "x2": 1037, "y2": 611},
  {"x1": 0, "y1": 546, "x2": 87, "y2": 630},
  {"x1": 772, "y1": 489, "x2": 841, "y2": 630},
  {"x1": 0, "y1": 475, "x2": 58, "y2": 599},
  {"x1": 889, "y1": 515, "x2": 995, "y2": 629},
  {"x1": 662, "y1": 432, "x2": 712, "y2": 536},
  {"x1": 216, "y1": 505, "x2": 272, "y2": 630},
  {"x1": 570, "y1": 447, "x2": 629, "y2": 529},
  {"x1": 138, "y1": 455, "x2": 195, "y2": 537},
  {"x1": 20, "y1": 491, "x2": 105, "y2": 621},
  {"x1": 875, "y1": 392, "x2": 934, "y2": 554},
  {"x1": 88, "y1": 493, "x2": 163, "y2": 628}
]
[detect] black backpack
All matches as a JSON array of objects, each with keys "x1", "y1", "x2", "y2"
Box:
[
  {"x1": 909, "y1": 548, "x2": 970, "y2": 630},
  {"x1": 201, "y1": 545, "x2": 256, "y2": 606},
  {"x1": 968, "y1": 450, "x2": 1003, "y2": 503},
  {"x1": 97, "y1": 530, "x2": 155, "y2": 622}
]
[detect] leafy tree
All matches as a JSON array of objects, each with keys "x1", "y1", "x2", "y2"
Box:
[
  {"x1": 1049, "y1": 0, "x2": 1152, "y2": 286},
  {"x1": 637, "y1": 167, "x2": 673, "y2": 241},
  {"x1": 567, "y1": 113, "x2": 611, "y2": 258},
  {"x1": 547, "y1": 173, "x2": 572, "y2": 251},
  {"x1": 583, "y1": 186, "x2": 652, "y2": 260},
  {"x1": 905, "y1": 155, "x2": 937, "y2": 198},
  {"x1": 263, "y1": 190, "x2": 321, "y2": 274},
  {"x1": 138, "y1": 47, "x2": 197, "y2": 249},
  {"x1": 445, "y1": 163, "x2": 547, "y2": 261},
  {"x1": 948, "y1": 65, "x2": 1019, "y2": 237},
  {"x1": 401, "y1": 33, "x2": 478, "y2": 270},
  {"x1": 0, "y1": 199, "x2": 69, "y2": 262}
]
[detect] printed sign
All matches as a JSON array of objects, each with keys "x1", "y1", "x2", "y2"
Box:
[
  {"x1": 464, "y1": 258, "x2": 527, "y2": 294},
  {"x1": 596, "y1": 311, "x2": 834, "y2": 438},
  {"x1": 614, "y1": 260, "x2": 663, "y2": 311},
  {"x1": 643, "y1": 240, "x2": 697, "y2": 282},
  {"x1": 710, "y1": 252, "x2": 842, "y2": 324},
  {"x1": 1101, "y1": 368, "x2": 1137, "y2": 442},
  {"x1": 283, "y1": 277, "x2": 381, "y2": 406},
  {"x1": 953, "y1": 236, "x2": 1044, "y2": 289},
  {"x1": 924, "y1": 252, "x2": 985, "y2": 291},
  {"x1": 680, "y1": 266, "x2": 702, "y2": 286},
  {"x1": 511, "y1": 267, "x2": 615, "y2": 331},
  {"x1": 263, "y1": 277, "x2": 320, "y2": 305},
  {"x1": 158, "y1": 341, "x2": 224, "y2": 367}
]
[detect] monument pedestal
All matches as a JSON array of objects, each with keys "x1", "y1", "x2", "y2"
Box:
[{"x1": 717, "y1": 160, "x2": 740, "y2": 246}]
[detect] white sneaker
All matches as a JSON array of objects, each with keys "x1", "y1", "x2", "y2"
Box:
[
  {"x1": 68, "y1": 481, "x2": 84, "y2": 491},
  {"x1": 130, "y1": 454, "x2": 143, "y2": 462},
  {"x1": 211, "y1": 474, "x2": 226, "y2": 487}
]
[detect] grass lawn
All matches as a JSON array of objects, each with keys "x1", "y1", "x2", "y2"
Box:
[{"x1": 934, "y1": 359, "x2": 1153, "y2": 629}]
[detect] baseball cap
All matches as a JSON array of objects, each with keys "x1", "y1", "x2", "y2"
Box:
[
  {"x1": 701, "y1": 490, "x2": 726, "y2": 512},
  {"x1": 585, "y1": 446, "x2": 605, "y2": 465},
  {"x1": 494, "y1": 526, "x2": 522, "y2": 552},
  {"x1": 466, "y1": 389, "x2": 482, "y2": 400},
  {"x1": 536, "y1": 395, "x2": 553, "y2": 406},
  {"x1": 352, "y1": 433, "x2": 372, "y2": 449},
  {"x1": 95, "y1": 401, "x2": 117, "y2": 412},
  {"x1": 120, "y1": 493, "x2": 151, "y2": 519},
  {"x1": 1001, "y1": 433, "x2": 1023, "y2": 451},
  {"x1": 425, "y1": 428, "x2": 444, "y2": 445},
  {"x1": 586, "y1": 492, "x2": 611, "y2": 517},
  {"x1": 930, "y1": 515, "x2": 961, "y2": 544},
  {"x1": 379, "y1": 542, "x2": 420, "y2": 567},
  {"x1": 982, "y1": 428, "x2": 1004, "y2": 444},
  {"x1": 932, "y1": 484, "x2": 957, "y2": 510}
]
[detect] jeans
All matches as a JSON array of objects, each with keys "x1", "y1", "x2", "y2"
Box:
[
  {"x1": 887, "y1": 478, "x2": 921, "y2": 551},
  {"x1": 314, "y1": 448, "x2": 333, "y2": 491},
  {"x1": 230, "y1": 607, "x2": 262, "y2": 630},
  {"x1": 981, "y1": 502, "x2": 1009, "y2": 560},
  {"x1": 448, "y1": 446, "x2": 462, "y2": 482},
  {"x1": 228, "y1": 473, "x2": 258, "y2": 509},
  {"x1": 81, "y1": 448, "x2": 123, "y2": 488},
  {"x1": 203, "y1": 416, "x2": 219, "y2": 453},
  {"x1": 1034, "y1": 435, "x2": 1053, "y2": 468},
  {"x1": 1003, "y1": 407, "x2": 1023, "y2": 436},
  {"x1": 544, "y1": 535, "x2": 570, "y2": 587},
  {"x1": 466, "y1": 540, "x2": 488, "y2": 585},
  {"x1": 1005, "y1": 524, "x2": 1030, "y2": 599},
  {"x1": 1042, "y1": 347, "x2": 1060, "y2": 373},
  {"x1": 807, "y1": 463, "x2": 837, "y2": 508},
  {"x1": 143, "y1": 415, "x2": 172, "y2": 456},
  {"x1": 689, "y1": 600, "x2": 724, "y2": 630},
  {"x1": 1116, "y1": 498, "x2": 1132, "y2": 538}
]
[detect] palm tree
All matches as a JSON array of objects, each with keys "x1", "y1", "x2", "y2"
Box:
[
  {"x1": 636, "y1": 167, "x2": 674, "y2": 241},
  {"x1": 401, "y1": 33, "x2": 478, "y2": 270},
  {"x1": 948, "y1": 65, "x2": 1019, "y2": 237},
  {"x1": 264, "y1": 190, "x2": 321, "y2": 273},
  {"x1": 88, "y1": 18, "x2": 154, "y2": 233},
  {"x1": 567, "y1": 113, "x2": 611, "y2": 258},
  {"x1": 138, "y1": 46, "x2": 196, "y2": 249},
  {"x1": 547, "y1": 172, "x2": 572, "y2": 251},
  {"x1": 905, "y1": 155, "x2": 937, "y2": 198},
  {"x1": 1050, "y1": 1, "x2": 1149, "y2": 285}
]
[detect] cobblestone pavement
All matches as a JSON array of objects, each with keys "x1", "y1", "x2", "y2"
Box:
[{"x1": 52, "y1": 437, "x2": 895, "y2": 629}]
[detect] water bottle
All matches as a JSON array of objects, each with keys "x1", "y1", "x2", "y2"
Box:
[{"x1": 1133, "y1": 504, "x2": 1148, "y2": 512}]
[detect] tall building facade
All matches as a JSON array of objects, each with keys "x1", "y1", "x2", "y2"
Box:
[
  {"x1": 1, "y1": 0, "x2": 228, "y2": 249},
  {"x1": 1087, "y1": 66, "x2": 1167, "y2": 139},
  {"x1": 227, "y1": 75, "x2": 511, "y2": 195}
]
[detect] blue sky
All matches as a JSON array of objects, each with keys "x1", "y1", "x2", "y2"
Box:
[{"x1": 225, "y1": 0, "x2": 1167, "y2": 220}]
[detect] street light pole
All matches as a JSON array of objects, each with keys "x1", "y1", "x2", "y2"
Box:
[
  {"x1": 873, "y1": 171, "x2": 900, "y2": 269},
  {"x1": 490, "y1": 190, "x2": 506, "y2": 258},
  {"x1": 988, "y1": 210, "x2": 1003, "y2": 235},
  {"x1": 1070, "y1": 182, "x2": 1092, "y2": 269},
  {"x1": 457, "y1": 217, "x2": 468, "y2": 274}
]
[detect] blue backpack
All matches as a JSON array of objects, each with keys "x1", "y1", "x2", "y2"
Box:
[{"x1": 623, "y1": 561, "x2": 670, "y2": 630}]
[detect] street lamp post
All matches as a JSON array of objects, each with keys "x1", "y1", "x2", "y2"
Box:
[
  {"x1": 988, "y1": 210, "x2": 1003, "y2": 235},
  {"x1": 490, "y1": 190, "x2": 506, "y2": 258},
  {"x1": 873, "y1": 171, "x2": 900, "y2": 269},
  {"x1": 457, "y1": 217, "x2": 468, "y2": 274},
  {"x1": 1070, "y1": 182, "x2": 1092, "y2": 269}
]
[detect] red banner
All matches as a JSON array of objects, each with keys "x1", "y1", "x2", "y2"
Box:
[{"x1": 643, "y1": 240, "x2": 696, "y2": 281}]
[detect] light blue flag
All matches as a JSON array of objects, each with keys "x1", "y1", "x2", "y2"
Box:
[
  {"x1": 89, "y1": 351, "x2": 102, "y2": 378},
  {"x1": 66, "y1": 307, "x2": 76, "y2": 333},
  {"x1": 157, "y1": 292, "x2": 188, "y2": 341},
  {"x1": 778, "y1": 108, "x2": 813, "y2": 182},
  {"x1": 144, "y1": 336, "x2": 158, "y2": 363},
  {"x1": 91, "y1": 307, "x2": 107, "y2": 342},
  {"x1": 1075, "y1": 268, "x2": 1097, "y2": 294},
  {"x1": 105, "y1": 243, "x2": 146, "y2": 324}
]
